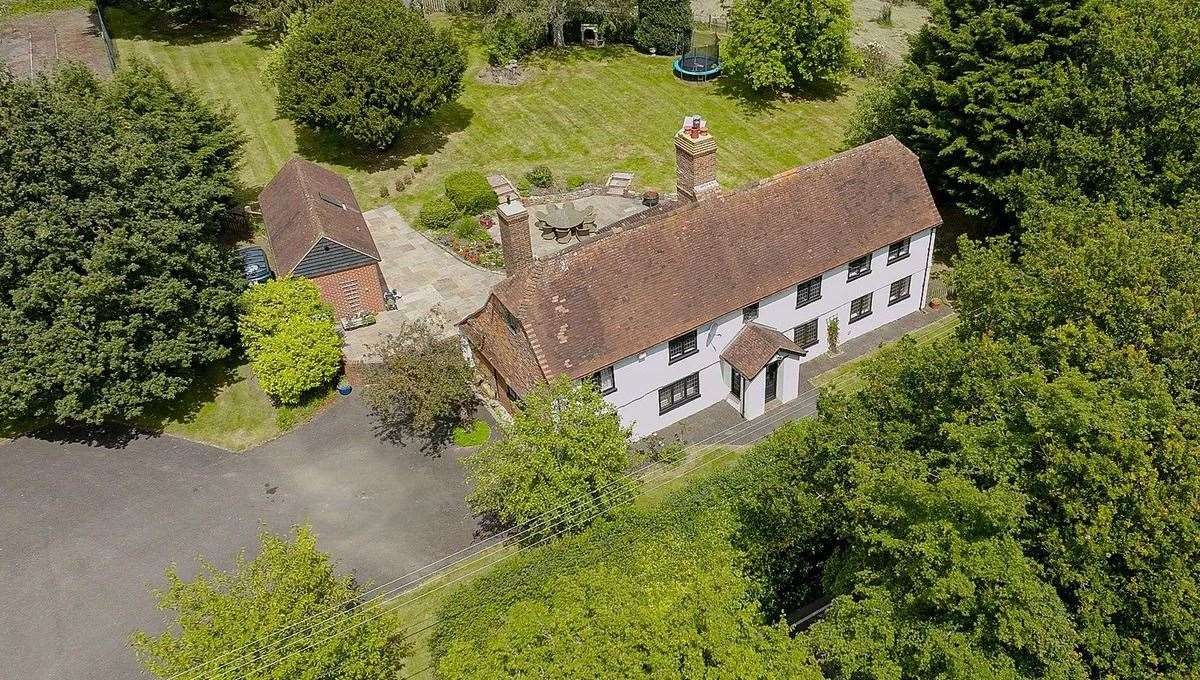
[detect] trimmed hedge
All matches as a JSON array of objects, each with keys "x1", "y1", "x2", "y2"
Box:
[
  {"x1": 444, "y1": 171, "x2": 498, "y2": 215},
  {"x1": 417, "y1": 196, "x2": 463, "y2": 231}
]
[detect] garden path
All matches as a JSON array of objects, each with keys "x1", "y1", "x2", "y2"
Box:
[{"x1": 343, "y1": 206, "x2": 503, "y2": 361}]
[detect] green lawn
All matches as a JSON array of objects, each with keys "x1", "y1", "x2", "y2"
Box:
[
  {"x1": 104, "y1": 10, "x2": 861, "y2": 218},
  {"x1": 812, "y1": 312, "x2": 960, "y2": 394},
  {"x1": 0, "y1": 0, "x2": 90, "y2": 20},
  {"x1": 132, "y1": 361, "x2": 336, "y2": 452}
]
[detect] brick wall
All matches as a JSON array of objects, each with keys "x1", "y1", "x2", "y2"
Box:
[{"x1": 310, "y1": 263, "x2": 386, "y2": 319}]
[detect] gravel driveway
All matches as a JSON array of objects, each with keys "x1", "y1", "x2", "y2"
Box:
[{"x1": 0, "y1": 393, "x2": 481, "y2": 680}]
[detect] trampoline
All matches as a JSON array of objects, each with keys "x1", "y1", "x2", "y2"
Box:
[{"x1": 673, "y1": 32, "x2": 721, "y2": 81}]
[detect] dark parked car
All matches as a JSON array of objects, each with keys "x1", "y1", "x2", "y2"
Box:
[{"x1": 238, "y1": 246, "x2": 273, "y2": 284}]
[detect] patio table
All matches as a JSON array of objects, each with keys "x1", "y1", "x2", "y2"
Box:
[{"x1": 539, "y1": 202, "x2": 594, "y2": 242}]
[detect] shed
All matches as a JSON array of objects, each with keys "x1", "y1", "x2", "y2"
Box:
[{"x1": 260, "y1": 158, "x2": 387, "y2": 319}]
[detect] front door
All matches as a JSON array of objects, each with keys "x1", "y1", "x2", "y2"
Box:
[{"x1": 765, "y1": 360, "x2": 780, "y2": 403}]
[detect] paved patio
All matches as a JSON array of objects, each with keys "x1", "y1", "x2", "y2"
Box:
[
  {"x1": 657, "y1": 305, "x2": 955, "y2": 445},
  {"x1": 343, "y1": 206, "x2": 503, "y2": 361},
  {"x1": 490, "y1": 195, "x2": 650, "y2": 258}
]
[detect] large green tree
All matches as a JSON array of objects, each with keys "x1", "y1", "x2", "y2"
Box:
[
  {"x1": 848, "y1": 0, "x2": 1200, "y2": 225},
  {"x1": 437, "y1": 520, "x2": 818, "y2": 678},
  {"x1": 724, "y1": 0, "x2": 856, "y2": 92},
  {"x1": 1011, "y1": 0, "x2": 1200, "y2": 218},
  {"x1": 0, "y1": 63, "x2": 243, "y2": 426},
  {"x1": 742, "y1": 322, "x2": 1200, "y2": 678},
  {"x1": 948, "y1": 199, "x2": 1200, "y2": 401},
  {"x1": 132, "y1": 526, "x2": 410, "y2": 679},
  {"x1": 274, "y1": 0, "x2": 466, "y2": 148},
  {"x1": 463, "y1": 376, "x2": 633, "y2": 534},
  {"x1": 845, "y1": 0, "x2": 1098, "y2": 221},
  {"x1": 364, "y1": 312, "x2": 477, "y2": 450}
]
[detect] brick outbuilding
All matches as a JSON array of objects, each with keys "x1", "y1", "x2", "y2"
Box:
[{"x1": 260, "y1": 158, "x2": 387, "y2": 319}]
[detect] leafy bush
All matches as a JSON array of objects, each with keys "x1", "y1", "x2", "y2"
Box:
[
  {"x1": 633, "y1": 0, "x2": 692, "y2": 54},
  {"x1": 524, "y1": 165, "x2": 553, "y2": 189},
  {"x1": 411, "y1": 154, "x2": 428, "y2": 172},
  {"x1": 484, "y1": 14, "x2": 545, "y2": 65},
  {"x1": 132, "y1": 526, "x2": 411, "y2": 678},
  {"x1": 274, "y1": 0, "x2": 466, "y2": 148},
  {"x1": 364, "y1": 313, "x2": 478, "y2": 450},
  {"x1": 451, "y1": 215, "x2": 488, "y2": 241},
  {"x1": 444, "y1": 170, "x2": 498, "y2": 214},
  {"x1": 417, "y1": 196, "x2": 463, "y2": 231},
  {"x1": 238, "y1": 278, "x2": 342, "y2": 405},
  {"x1": 725, "y1": 0, "x2": 857, "y2": 92},
  {"x1": 566, "y1": 174, "x2": 588, "y2": 189},
  {"x1": 463, "y1": 377, "x2": 634, "y2": 535}
]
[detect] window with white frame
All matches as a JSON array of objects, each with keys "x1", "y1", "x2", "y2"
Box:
[
  {"x1": 668, "y1": 330, "x2": 699, "y2": 364},
  {"x1": 849, "y1": 292, "x2": 873, "y2": 323},
  {"x1": 589, "y1": 365, "x2": 616, "y2": 395},
  {"x1": 889, "y1": 276, "x2": 912, "y2": 305},
  {"x1": 796, "y1": 276, "x2": 822, "y2": 308},
  {"x1": 659, "y1": 372, "x2": 700, "y2": 414},
  {"x1": 793, "y1": 318, "x2": 819, "y2": 348},
  {"x1": 847, "y1": 254, "x2": 872, "y2": 281},
  {"x1": 888, "y1": 236, "x2": 911, "y2": 264}
]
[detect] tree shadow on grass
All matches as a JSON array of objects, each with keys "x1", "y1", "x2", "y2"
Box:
[
  {"x1": 102, "y1": 5, "x2": 247, "y2": 46},
  {"x1": 530, "y1": 43, "x2": 642, "y2": 66},
  {"x1": 133, "y1": 360, "x2": 242, "y2": 432},
  {"x1": 293, "y1": 101, "x2": 474, "y2": 175},
  {"x1": 712, "y1": 74, "x2": 850, "y2": 115}
]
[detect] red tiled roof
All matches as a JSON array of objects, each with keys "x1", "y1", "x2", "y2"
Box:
[
  {"x1": 721, "y1": 323, "x2": 806, "y2": 378},
  {"x1": 463, "y1": 136, "x2": 942, "y2": 384},
  {"x1": 259, "y1": 158, "x2": 381, "y2": 275}
]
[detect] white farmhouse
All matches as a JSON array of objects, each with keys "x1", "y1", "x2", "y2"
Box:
[{"x1": 459, "y1": 119, "x2": 941, "y2": 438}]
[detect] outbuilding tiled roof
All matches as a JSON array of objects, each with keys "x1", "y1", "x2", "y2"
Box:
[
  {"x1": 259, "y1": 158, "x2": 381, "y2": 276},
  {"x1": 462, "y1": 136, "x2": 941, "y2": 384},
  {"x1": 721, "y1": 323, "x2": 806, "y2": 378}
]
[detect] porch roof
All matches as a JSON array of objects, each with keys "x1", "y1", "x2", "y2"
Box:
[{"x1": 721, "y1": 323, "x2": 806, "y2": 378}]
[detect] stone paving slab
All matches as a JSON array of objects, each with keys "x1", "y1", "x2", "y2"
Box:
[{"x1": 343, "y1": 206, "x2": 503, "y2": 361}]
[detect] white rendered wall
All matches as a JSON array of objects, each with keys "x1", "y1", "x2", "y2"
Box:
[{"x1": 601, "y1": 227, "x2": 936, "y2": 437}]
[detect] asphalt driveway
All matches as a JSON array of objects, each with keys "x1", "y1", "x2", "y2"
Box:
[{"x1": 0, "y1": 393, "x2": 481, "y2": 680}]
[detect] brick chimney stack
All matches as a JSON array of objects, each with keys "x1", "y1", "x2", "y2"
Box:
[
  {"x1": 674, "y1": 115, "x2": 719, "y2": 201},
  {"x1": 496, "y1": 200, "x2": 533, "y2": 275}
]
